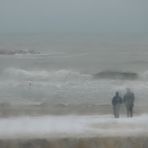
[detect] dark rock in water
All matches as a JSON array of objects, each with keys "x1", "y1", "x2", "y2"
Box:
[
  {"x1": 0, "y1": 49, "x2": 40, "y2": 55},
  {"x1": 93, "y1": 71, "x2": 138, "y2": 80}
]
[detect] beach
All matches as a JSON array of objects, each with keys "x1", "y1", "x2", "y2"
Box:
[{"x1": 0, "y1": 112, "x2": 147, "y2": 147}]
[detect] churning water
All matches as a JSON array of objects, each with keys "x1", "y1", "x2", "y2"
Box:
[
  {"x1": 0, "y1": 33, "x2": 148, "y2": 147},
  {"x1": 0, "y1": 33, "x2": 148, "y2": 106}
]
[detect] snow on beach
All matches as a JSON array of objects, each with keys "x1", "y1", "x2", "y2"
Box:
[{"x1": 0, "y1": 114, "x2": 147, "y2": 139}]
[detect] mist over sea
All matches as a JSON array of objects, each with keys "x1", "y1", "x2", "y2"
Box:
[
  {"x1": 0, "y1": 33, "x2": 148, "y2": 106},
  {"x1": 0, "y1": 33, "x2": 148, "y2": 147},
  {"x1": 0, "y1": 0, "x2": 148, "y2": 145}
]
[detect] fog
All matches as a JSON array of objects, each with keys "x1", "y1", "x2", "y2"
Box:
[{"x1": 0, "y1": 0, "x2": 147, "y2": 33}]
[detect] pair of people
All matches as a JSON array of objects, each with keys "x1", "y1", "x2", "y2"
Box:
[{"x1": 112, "y1": 88, "x2": 135, "y2": 118}]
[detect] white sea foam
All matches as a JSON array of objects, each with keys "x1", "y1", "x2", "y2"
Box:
[
  {"x1": 4, "y1": 67, "x2": 148, "y2": 81},
  {"x1": 4, "y1": 68, "x2": 91, "y2": 81},
  {"x1": 0, "y1": 114, "x2": 147, "y2": 139},
  {"x1": 1, "y1": 67, "x2": 148, "y2": 104}
]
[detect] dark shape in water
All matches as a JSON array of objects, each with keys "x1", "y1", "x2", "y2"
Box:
[
  {"x1": 0, "y1": 49, "x2": 40, "y2": 55},
  {"x1": 93, "y1": 71, "x2": 138, "y2": 80}
]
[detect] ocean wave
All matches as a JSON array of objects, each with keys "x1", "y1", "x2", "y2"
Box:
[
  {"x1": 4, "y1": 68, "x2": 91, "y2": 81},
  {"x1": 4, "y1": 68, "x2": 148, "y2": 82},
  {"x1": 93, "y1": 71, "x2": 138, "y2": 80},
  {"x1": 1, "y1": 68, "x2": 148, "y2": 105},
  {"x1": 0, "y1": 49, "x2": 40, "y2": 55}
]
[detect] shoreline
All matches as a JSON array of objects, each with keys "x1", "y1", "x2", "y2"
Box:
[
  {"x1": 0, "y1": 114, "x2": 147, "y2": 139},
  {"x1": 0, "y1": 103, "x2": 147, "y2": 117},
  {"x1": 0, "y1": 108, "x2": 147, "y2": 147}
]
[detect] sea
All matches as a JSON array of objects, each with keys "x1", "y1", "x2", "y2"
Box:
[
  {"x1": 0, "y1": 33, "x2": 148, "y2": 147},
  {"x1": 0, "y1": 32, "x2": 148, "y2": 106}
]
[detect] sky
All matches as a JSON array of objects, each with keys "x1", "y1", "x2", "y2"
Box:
[{"x1": 0, "y1": 0, "x2": 147, "y2": 33}]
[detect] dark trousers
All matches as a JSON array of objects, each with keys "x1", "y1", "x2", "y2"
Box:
[
  {"x1": 113, "y1": 104, "x2": 120, "y2": 118},
  {"x1": 126, "y1": 105, "x2": 133, "y2": 117}
]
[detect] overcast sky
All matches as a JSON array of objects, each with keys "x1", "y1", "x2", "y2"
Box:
[{"x1": 0, "y1": 0, "x2": 147, "y2": 33}]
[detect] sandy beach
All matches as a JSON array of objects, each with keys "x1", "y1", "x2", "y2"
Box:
[
  {"x1": 0, "y1": 103, "x2": 147, "y2": 117},
  {"x1": 0, "y1": 113, "x2": 147, "y2": 147}
]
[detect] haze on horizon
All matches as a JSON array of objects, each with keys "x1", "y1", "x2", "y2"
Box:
[{"x1": 0, "y1": 0, "x2": 147, "y2": 33}]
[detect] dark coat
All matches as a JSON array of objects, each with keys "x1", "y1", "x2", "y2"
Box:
[
  {"x1": 112, "y1": 95, "x2": 122, "y2": 106},
  {"x1": 124, "y1": 92, "x2": 135, "y2": 107}
]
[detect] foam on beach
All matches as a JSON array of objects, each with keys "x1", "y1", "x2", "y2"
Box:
[{"x1": 0, "y1": 114, "x2": 147, "y2": 139}]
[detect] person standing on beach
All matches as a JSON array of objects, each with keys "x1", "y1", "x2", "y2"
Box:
[
  {"x1": 112, "y1": 91, "x2": 122, "y2": 118},
  {"x1": 123, "y1": 88, "x2": 135, "y2": 117}
]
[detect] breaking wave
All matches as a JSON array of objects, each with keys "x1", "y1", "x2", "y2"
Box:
[
  {"x1": 1, "y1": 67, "x2": 148, "y2": 105},
  {"x1": 4, "y1": 68, "x2": 91, "y2": 81},
  {"x1": 93, "y1": 71, "x2": 138, "y2": 80},
  {"x1": 4, "y1": 68, "x2": 148, "y2": 81},
  {"x1": 93, "y1": 70, "x2": 148, "y2": 81}
]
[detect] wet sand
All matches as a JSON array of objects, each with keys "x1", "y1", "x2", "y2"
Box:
[
  {"x1": 0, "y1": 103, "x2": 147, "y2": 117},
  {"x1": 0, "y1": 137, "x2": 148, "y2": 148}
]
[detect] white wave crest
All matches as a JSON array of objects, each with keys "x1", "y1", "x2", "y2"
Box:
[{"x1": 4, "y1": 68, "x2": 91, "y2": 81}]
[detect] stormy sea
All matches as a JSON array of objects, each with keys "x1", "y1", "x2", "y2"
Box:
[{"x1": 0, "y1": 33, "x2": 148, "y2": 148}]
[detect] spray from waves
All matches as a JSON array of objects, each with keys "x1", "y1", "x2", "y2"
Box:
[
  {"x1": 3, "y1": 68, "x2": 91, "y2": 81},
  {"x1": 1, "y1": 67, "x2": 148, "y2": 105}
]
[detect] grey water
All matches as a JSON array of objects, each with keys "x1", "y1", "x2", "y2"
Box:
[{"x1": 0, "y1": 33, "x2": 148, "y2": 106}]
